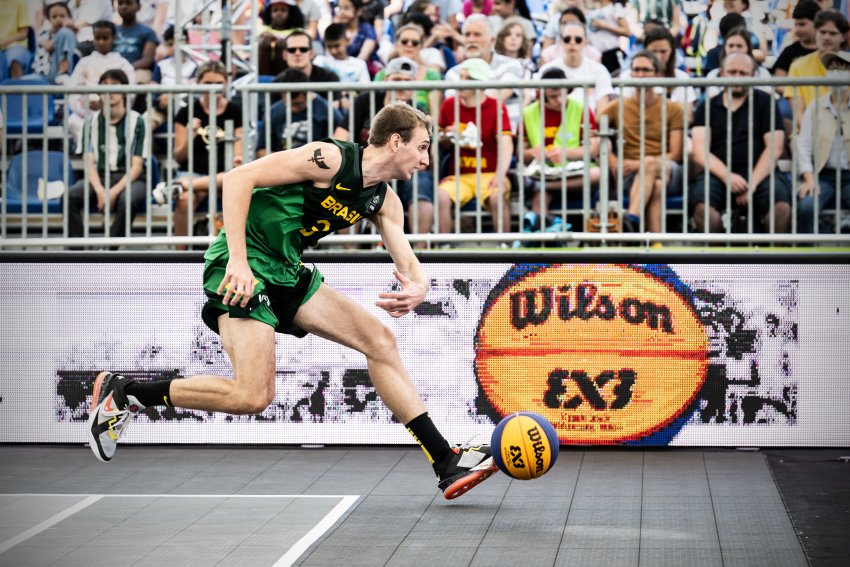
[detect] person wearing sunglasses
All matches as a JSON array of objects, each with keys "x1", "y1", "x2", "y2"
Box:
[
  {"x1": 536, "y1": 21, "x2": 614, "y2": 115},
  {"x1": 257, "y1": 0, "x2": 306, "y2": 77},
  {"x1": 600, "y1": 50, "x2": 685, "y2": 234},
  {"x1": 375, "y1": 23, "x2": 443, "y2": 114},
  {"x1": 282, "y1": 30, "x2": 341, "y2": 102}
]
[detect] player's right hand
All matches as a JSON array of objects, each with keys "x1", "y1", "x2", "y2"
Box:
[{"x1": 218, "y1": 257, "x2": 255, "y2": 307}]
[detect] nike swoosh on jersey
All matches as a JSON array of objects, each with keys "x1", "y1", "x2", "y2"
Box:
[{"x1": 335, "y1": 182, "x2": 351, "y2": 191}]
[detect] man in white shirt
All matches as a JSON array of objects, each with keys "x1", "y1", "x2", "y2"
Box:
[
  {"x1": 536, "y1": 21, "x2": 615, "y2": 115},
  {"x1": 444, "y1": 14, "x2": 524, "y2": 130}
]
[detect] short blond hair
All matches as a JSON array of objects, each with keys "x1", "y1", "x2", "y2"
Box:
[{"x1": 368, "y1": 101, "x2": 432, "y2": 147}]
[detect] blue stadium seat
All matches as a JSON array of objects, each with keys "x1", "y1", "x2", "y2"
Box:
[
  {"x1": 4, "y1": 150, "x2": 74, "y2": 214},
  {"x1": 1, "y1": 74, "x2": 56, "y2": 134}
]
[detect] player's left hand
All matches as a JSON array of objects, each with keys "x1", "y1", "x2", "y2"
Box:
[{"x1": 375, "y1": 269, "x2": 427, "y2": 318}]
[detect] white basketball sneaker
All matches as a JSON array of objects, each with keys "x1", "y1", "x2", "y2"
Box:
[{"x1": 87, "y1": 372, "x2": 144, "y2": 462}]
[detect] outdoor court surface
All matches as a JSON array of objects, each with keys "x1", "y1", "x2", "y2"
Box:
[{"x1": 0, "y1": 445, "x2": 844, "y2": 567}]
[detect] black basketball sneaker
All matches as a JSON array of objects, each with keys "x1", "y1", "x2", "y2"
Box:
[
  {"x1": 87, "y1": 372, "x2": 144, "y2": 462},
  {"x1": 436, "y1": 443, "x2": 499, "y2": 499}
]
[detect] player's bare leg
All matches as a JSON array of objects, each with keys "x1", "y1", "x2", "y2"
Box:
[
  {"x1": 168, "y1": 316, "x2": 277, "y2": 414},
  {"x1": 293, "y1": 283, "x2": 498, "y2": 498},
  {"x1": 292, "y1": 283, "x2": 426, "y2": 423}
]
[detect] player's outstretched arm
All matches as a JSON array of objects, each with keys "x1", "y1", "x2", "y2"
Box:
[
  {"x1": 218, "y1": 142, "x2": 342, "y2": 307},
  {"x1": 372, "y1": 189, "x2": 429, "y2": 318}
]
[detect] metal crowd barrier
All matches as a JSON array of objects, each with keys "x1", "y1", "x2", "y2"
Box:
[{"x1": 1, "y1": 76, "x2": 848, "y2": 250}]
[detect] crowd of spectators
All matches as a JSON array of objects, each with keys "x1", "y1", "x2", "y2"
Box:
[{"x1": 2, "y1": 0, "x2": 849, "y2": 242}]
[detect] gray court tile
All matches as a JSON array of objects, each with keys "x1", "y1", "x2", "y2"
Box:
[
  {"x1": 0, "y1": 544, "x2": 72, "y2": 566},
  {"x1": 262, "y1": 498, "x2": 345, "y2": 526},
  {"x1": 555, "y1": 546, "x2": 639, "y2": 567},
  {"x1": 417, "y1": 503, "x2": 499, "y2": 526},
  {"x1": 172, "y1": 450, "x2": 287, "y2": 494},
  {"x1": 396, "y1": 529, "x2": 484, "y2": 547},
  {"x1": 46, "y1": 545, "x2": 151, "y2": 567},
  {"x1": 489, "y1": 505, "x2": 570, "y2": 529},
  {"x1": 306, "y1": 450, "x2": 407, "y2": 495},
  {"x1": 470, "y1": 544, "x2": 559, "y2": 566},
  {"x1": 480, "y1": 529, "x2": 565, "y2": 548},
  {"x1": 314, "y1": 530, "x2": 409, "y2": 548},
  {"x1": 217, "y1": 544, "x2": 298, "y2": 566},
  {"x1": 164, "y1": 523, "x2": 260, "y2": 547},
  {"x1": 386, "y1": 543, "x2": 478, "y2": 567},
  {"x1": 298, "y1": 544, "x2": 398, "y2": 566},
  {"x1": 720, "y1": 541, "x2": 809, "y2": 567},
  {"x1": 239, "y1": 524, "x2": 321, "y2": 548},
  {"x1": 640, "y1": 543, "x2": 723, "y2": 566},
  {"x1": 640, "y1": 506, "x2": 719, "y2": 546},
  {"x1": 0, "y1": 494, "x2": 91, "y2": 528},
  {"x1": 133, "y1": 544, "x2": 237, "y2": 567},
  {"x1": 372, "y1": 451, "x2": 440, "y2": 496},
  {"x1": 641, "y1": 495, "x2": 715, "y2": 511},
  {"x1": 561, "y1": 525, "x2": 641, "y2": 548},
  {"x1": 569, "y1": 495, "x2": 643, "y2": 511},
  {"x1": 498, "y1": 496, "x2": 573, "y2": 512}
]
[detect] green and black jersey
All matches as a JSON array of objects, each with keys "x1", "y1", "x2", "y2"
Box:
[{"x1": 204, "y1": 138, "x2": 387, "y2": 285}]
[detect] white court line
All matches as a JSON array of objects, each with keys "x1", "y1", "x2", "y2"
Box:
[
  {"x1": 273, "y1": 495, "x2": 360, "y2": 567},
  {"x1": 0, "y1": 494, "x2": 360, "y2": 566},
  {"x1": 0, "y1": 495, "x2": 103, "y2": 554},
  {"x1": 2, "y1": 494, "x2": 352, "y2": 498}
]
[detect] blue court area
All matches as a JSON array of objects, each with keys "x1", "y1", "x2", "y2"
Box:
[{"x1": 0, "y1": 445, "x2": 833, "y2": 566}]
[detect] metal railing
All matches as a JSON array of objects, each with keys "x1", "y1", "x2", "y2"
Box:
[{"x1": 1, "y1": 76, "x2": 848, "y2": 249}]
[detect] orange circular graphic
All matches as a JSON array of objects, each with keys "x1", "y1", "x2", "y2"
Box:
[{"x1": 475, "y1": 264, "x2": 709, "y2": 444}]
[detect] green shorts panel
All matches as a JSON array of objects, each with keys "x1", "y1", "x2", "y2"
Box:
[{"x1": 201, "y1": 260, "x2": 323, "y2": 337}]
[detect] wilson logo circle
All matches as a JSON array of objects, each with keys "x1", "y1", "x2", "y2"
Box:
[{"x1": 475, "y1": 264, "x2": 709, "y2": 444}]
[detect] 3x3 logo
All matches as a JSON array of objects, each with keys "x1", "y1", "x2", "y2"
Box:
[{"x1": 544, "y1": 369, "x2": 636, "y2": 410}]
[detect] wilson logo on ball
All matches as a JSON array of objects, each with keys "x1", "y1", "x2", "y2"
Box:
[
  {"x1": 476, "y1": 264, "x2": 709, "y2": 444},
  {"x1": 492, "y1": 412, "x2": 559, "y2": 480}
]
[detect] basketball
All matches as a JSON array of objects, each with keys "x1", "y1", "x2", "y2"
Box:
[{"x1": 492, "y1": 411, "x2": 559, "y2": 480}]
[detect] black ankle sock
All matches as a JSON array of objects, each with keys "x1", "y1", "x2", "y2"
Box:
[
  {"x1": 406, "y1": 412, "x2": 452, "y2": 468},
  {"x1": 123, "y1": 379, "x2": 174, "y2": 408}
]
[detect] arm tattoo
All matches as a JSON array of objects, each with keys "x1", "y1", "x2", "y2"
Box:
[{"x1": 308, "y1": 148, "x2": 330, "y2": 169}]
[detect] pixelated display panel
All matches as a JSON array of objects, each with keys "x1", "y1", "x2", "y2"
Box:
[{"x1": 1, "y1": 262, "x2": 848, "y2": 446}]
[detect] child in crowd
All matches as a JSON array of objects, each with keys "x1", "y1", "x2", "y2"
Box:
[
  {"x1": 66, "y1": 69, "x2": 148, "y2": 242},
  {"x1": 314, "y1": 23, "x2": 371, "y2": 86},
  {"x1": 67, "y1": 20, "x2": 136, "y2": 153},
  {"x1": 334, "y1": 0, "x2": 382, "y2": 76},
  {"x1": 115, "y1": 0, "x2": 159, "y2": 83},
  {"x1": 33, "y1": 1, "x2": 77, "y2": 84}
]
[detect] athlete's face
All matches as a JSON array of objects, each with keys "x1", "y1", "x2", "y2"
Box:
[{"x1": 394, "y1": 126, "x2": 431, "y2": 180}]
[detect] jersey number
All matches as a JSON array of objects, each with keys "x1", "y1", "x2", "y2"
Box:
[{"x1": 300, "y1": 219, "x2": 331, "y2": 237}]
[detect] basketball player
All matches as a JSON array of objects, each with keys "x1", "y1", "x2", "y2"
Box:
[{"x1": 87, "y1": 102, "x2": 497, "y2": 499}]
